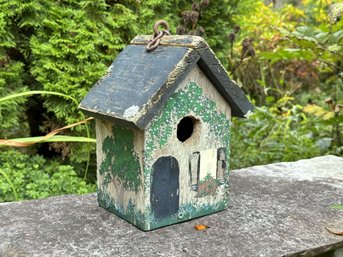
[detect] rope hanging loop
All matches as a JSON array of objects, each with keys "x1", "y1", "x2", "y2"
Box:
[{"x1": 146, "y1": 20, "x2": 171, "y2": 52}]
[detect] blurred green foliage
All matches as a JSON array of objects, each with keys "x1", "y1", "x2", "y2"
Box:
[
  {"x1": 229, "y1": 0, "x2": 342, "y2": 169},
  {"x1": 231, "y1": 100, "x2": 321, "y2": 169},
  {"x1": 0, "y1": 0, "x2": 241, "y2": 160},
  {"x1": 0, "y1": 150, "x2": 95, "y2": 202},
  {"x1": 0, "y1": 0, "x2": 245, "y2": 202}
]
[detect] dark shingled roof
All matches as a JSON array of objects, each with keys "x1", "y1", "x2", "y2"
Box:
[{"x1": 79, "y1": 35, "x2": 253, "y2": 129}]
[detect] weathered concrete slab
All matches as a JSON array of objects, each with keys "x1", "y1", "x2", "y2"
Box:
[{"x1": 0, "y1": 155, "x2": 342, "y2": 257}]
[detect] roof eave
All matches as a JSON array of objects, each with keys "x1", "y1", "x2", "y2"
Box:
[{"x1": 79, "y1": 106, "x2": 141, "y2": 130}]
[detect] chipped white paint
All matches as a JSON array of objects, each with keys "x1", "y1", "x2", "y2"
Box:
[
  {"x1": 199, "y1": 148, "x2": 217, "y2": 181},
  {"x1": 137, "y1": 48, "x2": 195, "y2": 121},
  {"x1": 189, "y1": 152, "x2": 200, "y2": 188},
  {"x1": 98, "y1": 63, "x2": 115, "y2": 80},
  {"x1": 123, "y1": 105, "x2": 139, "y2": 119},
  {"x1": 179, "y1": 65, "x2": 232, "y2": 119}
]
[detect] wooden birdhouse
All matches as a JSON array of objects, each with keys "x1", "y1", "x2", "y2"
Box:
[{"x1": 79, "y1": 27, "x2": 253, "y2": 231}]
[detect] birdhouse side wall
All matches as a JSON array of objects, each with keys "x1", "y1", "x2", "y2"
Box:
[
  {"x1": 143, "y1": 65, "x2": 232, "y2": 230},
  {"x1": 95, "y1": 120, "x2": 145, "y2": 228}
]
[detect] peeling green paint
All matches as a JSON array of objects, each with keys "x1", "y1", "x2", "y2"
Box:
[
  {"x1": 144, "y1": 81, "x2": 231, "y2": 187},
  {"x1": 100, "y1": 125, "x2": 142, "y2": 192},
  {"x1": 98, "y1": 184, "x2": 227, "y2": 231},
  {"x1": 97, "y1": 187, "x2": 147, "y2": 230},
  {"x1": 145, "y1": 82, "x2": 231, "y2": 167}
]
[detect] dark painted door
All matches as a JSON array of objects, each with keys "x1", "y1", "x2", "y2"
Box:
[{"x1": 151, "y1": 156, "x2": 180, "y2": 220}]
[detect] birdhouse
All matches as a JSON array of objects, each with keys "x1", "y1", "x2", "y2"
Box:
[{"x1": 79, "y1": 30, "x2": 253, "y2": 231}]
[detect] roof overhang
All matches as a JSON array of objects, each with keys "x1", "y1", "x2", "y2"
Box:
[{"x1": 79, "y1": 35, "x2": 254, "y2": 130}]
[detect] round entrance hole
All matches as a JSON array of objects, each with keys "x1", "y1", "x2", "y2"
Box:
[{"x1": 177, "y1": 116, "x2": 198, "y2": 142}]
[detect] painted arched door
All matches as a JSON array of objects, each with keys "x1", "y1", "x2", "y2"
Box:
[{"x1": 151, "y1": 156, "x2": 180, "y2": 220}]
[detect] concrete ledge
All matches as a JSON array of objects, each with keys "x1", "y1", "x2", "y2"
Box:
[{"x1": 1, "y1": 155, "x2": 342, "y2": 257}]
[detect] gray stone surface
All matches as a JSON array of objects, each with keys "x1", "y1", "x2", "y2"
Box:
[{"x1": 0, "y1": 155, "x2": 342, "y2": 257}]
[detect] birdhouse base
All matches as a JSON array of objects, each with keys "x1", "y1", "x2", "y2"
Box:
[{"x1": 97, "y1": 187, "x2": 228, "y2": 231}]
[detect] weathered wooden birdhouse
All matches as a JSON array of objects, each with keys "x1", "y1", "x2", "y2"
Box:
[{"x1": 79, "y1": 23, "x2": 253, "y2": 231}]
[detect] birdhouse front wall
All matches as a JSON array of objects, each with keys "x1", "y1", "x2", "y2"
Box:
[{"x1": 143, "y1": 65, "x2": 231, "y2": 230}]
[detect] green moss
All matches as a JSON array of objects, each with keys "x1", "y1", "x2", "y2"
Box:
[
  {"x1": 145, "y1": 81, "x2": 231, "y2": 176},
  {"x1": 100, "y1": 125, "x2": 142, "y2": 192},
  {"x1": 97, "y1": 187, "x2": 147, "y2": 230},
  {"x1": 98, "y1": 183, "x2": 227, "y2": 231}
]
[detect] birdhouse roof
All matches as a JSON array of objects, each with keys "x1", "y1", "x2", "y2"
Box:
[{"x1": 79, "y1": 35, "x2": 253, "y2": 129}]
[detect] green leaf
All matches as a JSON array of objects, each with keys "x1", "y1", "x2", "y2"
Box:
[
  {"x1": 327, "y1": 44, "x2": 342, "y2": 52},
  {"x1": 330, "y1": 204, "x2": 343, "y2": 210},
  {"x1": 332, "y1": 30, "x2": 343, "y2": 42},
  {"x1": 0, "y1": 169, "x2": 18, "y2": 201},
  {"x1": 1, "y1": 135, "x2": 95, "y2": 145},
  {"x1": 0, "y1": 90, "x2": 79, "y2": 106}
]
